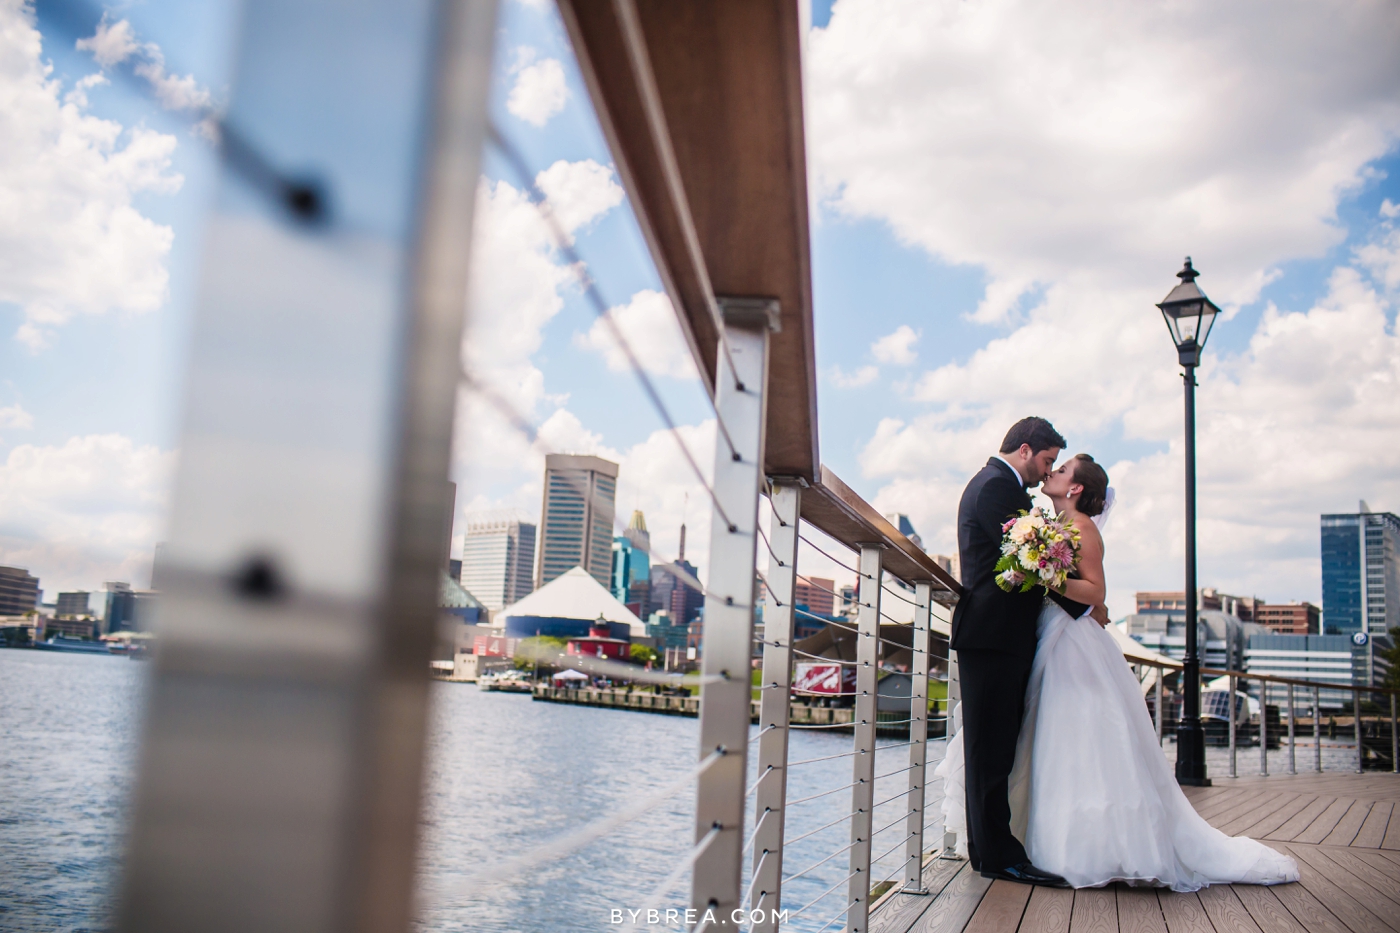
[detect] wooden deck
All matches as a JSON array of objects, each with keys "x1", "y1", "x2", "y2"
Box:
[{"x1": 869, "y1": 773, "x2": 1400, "y2": 933}]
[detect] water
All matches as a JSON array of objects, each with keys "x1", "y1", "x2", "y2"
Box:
[
  {"x1": 0, "y1": 650, "x2": 145, "y2": 932},
  {"x1": 0, "y1": 650, "x2": 939, "y2": 932},
  {"x1": 10, "y1": 650, "x2": 1369, "y2": 932}
]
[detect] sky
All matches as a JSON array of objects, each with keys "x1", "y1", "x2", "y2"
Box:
[{"x1": 2, "y1": 0, "x2": 1399, "y2": 619}]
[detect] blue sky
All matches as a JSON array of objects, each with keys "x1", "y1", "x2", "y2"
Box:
[{"x1": 3, "y1": 0, "x2": 1399, "y2": 618}]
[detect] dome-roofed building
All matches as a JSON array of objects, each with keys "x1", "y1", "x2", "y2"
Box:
[{"x1": 498, "y1": 566, "x2": 645, "y2": 641}]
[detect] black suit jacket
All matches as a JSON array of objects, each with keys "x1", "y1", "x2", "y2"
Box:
[{"x1": 949, "y1": 458, "x2": 1044, "y2": 659}]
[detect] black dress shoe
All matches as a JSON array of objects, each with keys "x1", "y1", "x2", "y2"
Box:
[{"x1": 980, "y1": 862, "x2": 1071, "y2": 887}]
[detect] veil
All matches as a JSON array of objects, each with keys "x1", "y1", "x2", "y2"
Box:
[{"x1": 1092, "y1": 486, "x2": 1117, "y2": 531}]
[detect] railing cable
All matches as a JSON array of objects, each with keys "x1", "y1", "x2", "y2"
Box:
[{"x1": 487, "y1": 126, "x2": 742, "y2": 533}]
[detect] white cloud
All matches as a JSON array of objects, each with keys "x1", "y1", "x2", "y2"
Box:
[
  {"x1": 863, "y1": 264, "x2": 1400, "y2": 616},
  {"x1": 506, "y1": 47, "x2": 569, "y2": 127},
  {"x1": 0, "y1": 403, "x2": 33, "y2": 430},
  {"x1": 829, "y1": 364, "x2": 878, "y2": 388},
  {"x1": 534, "y1": 158, "x2": 624, "y2": 241},
  {"x1": 871, "y1": 324, "x2": 919, "y2": 365},
  {"x1": 1354, "y1": 207, "x2": 1400, "y2": 294},
  {"x1": 576, "y1": 289, "x2": 698, "y2": 380},
  {"x1": 74, "y1": 16, "x2": 137, "y2": 67},
  {"x1": 808, "y1": 0, "x2": 1400, "y2": 613},
  {"x1": 810, "y1": 0, "x2": 1400, "y2": 305},
  {"x1": 0, "y1": 2, "x2": 181, "y2": 350},
  {"x1": 77, "y1": 15, "x2": 211, "y2": 114},
  {"x1": 454, "y1": 159, "x2": 628, "y2": 516},
  {"x1": 0, "y1": 434, "x2": 175, "y2": 593}
]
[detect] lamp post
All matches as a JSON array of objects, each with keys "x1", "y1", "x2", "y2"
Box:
[{"x1": 1157, "y1": 257, "x2": 1221, "y2": 787}]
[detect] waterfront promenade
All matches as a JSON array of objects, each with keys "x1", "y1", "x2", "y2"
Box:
[{"x1": 869, "y1": 771, "x2": 1400, "y2": 933}]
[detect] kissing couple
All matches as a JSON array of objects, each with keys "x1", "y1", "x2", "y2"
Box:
[{"x1": 937, "y1": 417, "x2": 1298, "y2": 890}]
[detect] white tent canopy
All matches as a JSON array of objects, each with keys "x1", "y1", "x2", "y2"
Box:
[
  {"x1": 499, "y1": 566, "x2": 647, "y2": 636},
  {"x1": 552, "y1": 669, "x2": 589, "y2": 681}
]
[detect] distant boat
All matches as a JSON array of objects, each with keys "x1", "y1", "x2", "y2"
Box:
[
  {"x1": 481, "y1": 670, "x2": 533, "y2": 693},
  {"x1": 33, "y1": 636, "x2": 112, "y2": 654}
]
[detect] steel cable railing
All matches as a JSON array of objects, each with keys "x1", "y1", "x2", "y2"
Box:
[{"x1": 487, "y1": 128, "x2": 746, "y2": 532}]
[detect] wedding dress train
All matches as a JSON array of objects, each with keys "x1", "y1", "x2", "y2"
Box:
[{"x1": 936, "y1": 601, "x2": 1298, "y2": 891}]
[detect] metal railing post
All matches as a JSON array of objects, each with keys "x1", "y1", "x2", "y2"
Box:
[
  {"x1": 1354, "y1": 689, "x2": 1363, "y2": 774},
  {"x1": 692, "y1": 300, "x2": 777, "y2": 928},
  {"x1": 902, "y1": 583, "x2": 932, "y2": 895},
  {"x1": 942, "y1": 650, "x2": 960, "y2": 858},
  {"x1": 1228, "y1": 674, "x2": 1237, "y2": 778},
  {"x1": 1287, "y1": 684, "x2": 1296, "y2": 775},
  {"x1": 1260, "y1": 679, "x2": 1268, "y2": 776},
  {"x1": 1313, "y1": 686, "x2": 1322, "y2": 773},
  {"x1": 1155, "y1": 665, "x2": 1164, "y2": 746},
  {"x1": 115, "y1": 4, "x2": 498, "y2": 932},
  {"x1": 1392, "y1": 693, "x2": 1397, "y2": 774},
  {"x1": 751, "y1": 480, "x2": 801, "y2": 933},
  {"x1": 846, "y1": 545, "x2": 883, "y2": 933}
]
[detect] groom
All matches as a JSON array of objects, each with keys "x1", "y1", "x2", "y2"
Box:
[{"x1": 950, "y1": 417, "x2": 1069, "y2": 887}]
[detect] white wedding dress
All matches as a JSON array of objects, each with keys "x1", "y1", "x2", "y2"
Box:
[{"x1": 936, "y1": 599, "x2": 1299, "y2": 891}]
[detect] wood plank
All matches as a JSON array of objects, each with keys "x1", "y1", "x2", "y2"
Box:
[
  {"x1": 1278, "y1": 843, "x2": 1395, "y2": 933},
  {"x1": 1230, "y1": 885, "x2": 1309, "y2": 933},
  {"x1": 1384, "y1": 805, "x2": 1400, "y2": 850},
  {"x1": 1069, "y1": 887, "x2": 1117, "y2": 933},
  {"x1": 910, "y1": 863, "x2": 992, "y2": 933},
  {"x1": 962, "y1": 879, "x2": 1032, "y2": 933},
  {"x1": 1158, "y1": 892, "x2": 1213, "y2": 933},
  {"x1": 1231, "y1": 795, "x2": 1317, "y2": 841},
  {"x1": 870, "y1": 856, "x2": 965, "y2": 933},
  {"x1": 1194, "y1": 789, "x2": 1255, "y2": 821},
  {"x1": 1208, "y1": 792, "x2": 1287, "y2": 833},
  {"x1": 1269, "y1": 878, "x2": 1358, "y2": 933},
  {"x1": 1265, "y1": 796, "x2": 1335, "y2": 842},
  {"x1": 1355, "y1": 847, "x2": 1400, "y2": 870},
  {"x1": 1197, "y1": 885, "x2": 1262, "y2": 933},
  {"x1": 1313, "y1": 845, "x2": 1400, "y2": 913},
  {"x1": 1116, "y1": 886, "x2": 1167, "y2": 933},
  {"x1": 1353, "y1": 802, "x2": 1393, "y2": 849},
  {"x1": 1217, "y1": 794, "x2": 1298, "y2": 837},
  {"x1": 1321, "y1": 801, "x2": 1373, "y2": 847},
  {"x1": 1292, "y1": 798, "x2": 1355, "y2": 845},
  {"x1": 1017, "y1": 885, "x2": 1072, "y2": 933}
]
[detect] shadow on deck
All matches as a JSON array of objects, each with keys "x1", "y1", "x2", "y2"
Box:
[{"x1": 870, "y1": 772, "x2": 1400, "y2": 933}]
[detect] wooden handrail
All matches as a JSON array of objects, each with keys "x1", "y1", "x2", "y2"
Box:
[{"x1": 1127, "y1": 655, "x2": 1399, "y2": 698}]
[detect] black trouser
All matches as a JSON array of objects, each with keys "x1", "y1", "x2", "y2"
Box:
[{"x1": 957, "y1": 647, "x2": 1033, "y2": 873}]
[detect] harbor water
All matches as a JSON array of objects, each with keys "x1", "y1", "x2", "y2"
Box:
[{"x1": 0, "y1": 649, "x2": 1371, "y2": 932}]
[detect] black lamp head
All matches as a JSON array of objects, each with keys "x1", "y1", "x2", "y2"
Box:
[{"x1": 1156, "y1": 256, "x2": 1221, "y2": 366}]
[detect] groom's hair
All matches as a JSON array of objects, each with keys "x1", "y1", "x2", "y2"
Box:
[{"x1": 999, "y1": 417, "x2": 1066, "y2": 455}]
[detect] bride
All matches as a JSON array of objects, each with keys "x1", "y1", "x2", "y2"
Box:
[{"x1": 937, "y1": 453, "x2": 1298, "y2": 891}]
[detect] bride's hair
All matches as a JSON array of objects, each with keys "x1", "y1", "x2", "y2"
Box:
[{"x1": 1071, "y1": 454, "x2": 1110, "y2": 516}]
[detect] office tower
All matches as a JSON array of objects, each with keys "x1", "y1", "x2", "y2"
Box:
[
  {"x1": 56, "y1": 591, "x2": 92, "y2": 618},
  {"x1": 461, "y1": 512, "x2": 536, "y2": 612},
  {"x1": 611, "y1": 510, "x2": 651, "y2": 613},
  {"x1": 537, "y1": 454, "x2": 618, "y2": 590},
  {"x1": 105, "y1": 582, "x2": 137, "y2": 633},
  {"x1": 1322, "y1": 504, "x2": 1400, "y2": 684},
  {"x1": 884, "y1": 513, "x2": 924, "y2": 551},
  {"x1": 0, "y1": 566, "x2": 40, "y2": 616},
  {"x1": 794, "y1": 576, "x2": 835, "y2": 616},
  {"x1": 1253, "y1": 602, "x2": 1320, "y2": 636}
]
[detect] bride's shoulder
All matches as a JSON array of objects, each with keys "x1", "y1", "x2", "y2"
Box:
[{"x1": 1073, "y1": 514, "x2": 1104, "y2": 552}]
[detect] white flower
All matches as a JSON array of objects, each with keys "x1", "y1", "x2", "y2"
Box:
[{"x1": 1039, "y1": 566, "x2": 1057, "y2": 583}]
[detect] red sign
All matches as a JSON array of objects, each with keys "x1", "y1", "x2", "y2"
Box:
[{"x1": 793, "y1": 662, "x2": 855, "y2": 695}]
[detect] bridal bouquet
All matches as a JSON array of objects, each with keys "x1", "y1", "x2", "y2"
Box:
[{"x1": 994, "y1": 507, "x2": 1081, "y2": 592}]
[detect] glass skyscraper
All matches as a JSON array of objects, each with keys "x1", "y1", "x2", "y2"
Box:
[
  {"x1": 461, "y1": 512, "x2": 536, "y2": 612},
  {"x1": 1321, "y1": 504, "x2": 1399, "y2": 684},
  {"x1": 611, "y1": 510, "x2": 651, "y2": 608},
  {"x1": 537, "y1": 454, "x2": 618, "y2": 590}
]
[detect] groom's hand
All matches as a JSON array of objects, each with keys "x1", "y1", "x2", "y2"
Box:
[{"x1": 1090, "y1": 604, "x2": 1110, "y2": 628}]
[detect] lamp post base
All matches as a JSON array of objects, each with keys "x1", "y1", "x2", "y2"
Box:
[{"x1": 1174, "y1": 720, "x2": 1211, "y2": 786}]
